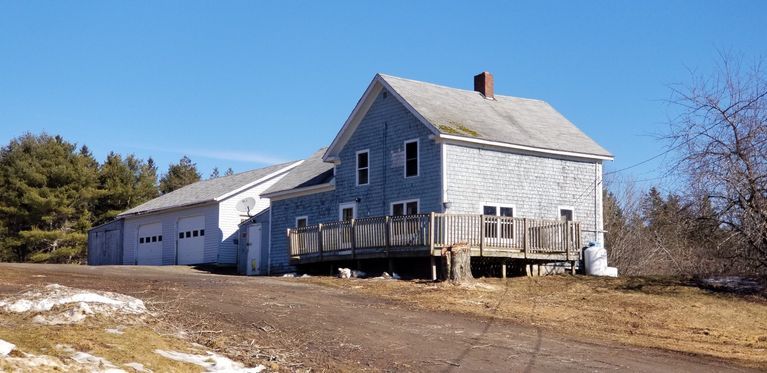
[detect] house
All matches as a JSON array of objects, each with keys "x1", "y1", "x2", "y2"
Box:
[
  {"x1": 245, "y1": 72, "x2": 612, "y2": 276},
  {"x1": 87, "y1": 161, "x2": 300, "y2": 266}
]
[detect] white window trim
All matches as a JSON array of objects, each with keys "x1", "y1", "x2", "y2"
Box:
[
  {"x1": 390, "y1": 198, "x2": 420, "y2": 215},
  {"x1": 480, "y1": 203, "x2": 516, "y2": 217},
  {"x1": 558, "y1": 206, "x2": 575, "y2": 221},
  {"x1": 338, "y1": 202, "x2": 357, "y2": 220},
  {"x1": 295, "y1": 216, "x2": 309, "y2": 228},
  {"x1": 403, "y1": 138, "x2": 420, "y2": 178},
  {"x1": 355, "y1": 149, "x2": 370, "y2": 186}
]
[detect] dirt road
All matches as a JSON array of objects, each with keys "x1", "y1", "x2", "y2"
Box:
[{"x1": 0, "y1": 264, "x2": 752, "y2": 372}]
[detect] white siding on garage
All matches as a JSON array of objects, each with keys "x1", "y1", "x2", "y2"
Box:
[
  {"x1": 123, "y1": 203, "x2": 220, "y2": 265},
  {"x1": 217, "y1": 173, "x2": 286, "y2": 264}
]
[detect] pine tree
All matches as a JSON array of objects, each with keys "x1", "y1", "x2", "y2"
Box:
[
  {"x1": 209, "y1": 167, "x2": 220, "y2": 179},
  {"x1": 224, "y1": 167, "x2": 234, "y2": 176},
  {"x1": 159, "y1": 155, "x2": 201, "y2": 194},
  {"x1": 0, "y1": 133, "x2": 98, "y2": 262}
]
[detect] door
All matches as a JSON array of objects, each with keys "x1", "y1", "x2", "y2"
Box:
[
  {"x1": 136, "y1": 223, "x2": 163, "y2": 265},
  {"x1": 245, "y1": 224, "x2": 262, "y2": 275},
  {"x1": 177, "y1": 215, "x2": 205, "y2": 265},
  {"x1": 105, "y1": 229, "x2": 121, "y2": 264}
]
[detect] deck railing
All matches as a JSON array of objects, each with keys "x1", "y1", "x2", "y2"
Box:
[{"x1": 288, "y1": 212, "x2": 581, "y2": 260}]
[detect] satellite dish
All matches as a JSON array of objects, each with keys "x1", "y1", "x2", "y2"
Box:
[{"x1": 235, "y1": 197, "x2": 257, "y2": 216}]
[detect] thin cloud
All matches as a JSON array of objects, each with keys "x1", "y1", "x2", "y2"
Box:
[{"x1": 126, "y1": 144, "x2": 290, "y2": 165}]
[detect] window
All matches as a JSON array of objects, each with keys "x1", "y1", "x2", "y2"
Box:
[
  {"x1": 559, "y1": 208, "x2": 574, "y2": 222},
  {"x1": 356, "y1": 150, "x2": 369, "y2": 186},
  {"x1": 200, "y1": 229, "x2": 205, "y2": 236},
  {"x1": 296, "y1": 216, "x2": 308, "y2": 228},
  {"x1": 185, "y1": 231, "x2": 191, "y2": 238},
  {"x1": 179, "y1": 233, "x2": 184, "y2": 239},
  {"x1": 404, "y1": 139, "x2": 419, "y2": 177},
  {"x1": 483, "y1": 204, "x2": 515, "y2": 239},
  {"x1": 139, "y1": 237, "x2": 144, "y2": 244},
  {"x1": 151, "y1": 236, "x2": 157, "y2": 242},
  {"x1": 339, "y1": 202, "x2": 357, "y2": 221},
  {"x1": 192, "y1": 230, "x2": 199, "y2": 237},
  {"x1": 391, "y1": 200, "x2": 419, "y2": 216},
  {"x1": 158, "y1": 235, "x2": 162, "y2": 242}
]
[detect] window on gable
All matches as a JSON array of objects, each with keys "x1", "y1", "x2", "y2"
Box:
[
  {"x1": 391, "y1": 200, "x2": 419, "y2": 216},
  {"x1": 356, "y1": 150, "x2": 369, "y2": 186},
  {"x1": 560, "y1": 208, "x2": 573, "y2": 222},
  {"x1": 404, "y1": 140, "x2": 418, "y2": 177}
]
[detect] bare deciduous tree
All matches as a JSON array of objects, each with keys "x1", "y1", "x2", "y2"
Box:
[{"x1": 668, "y1": 54, "x2": 767, "y2": 273}]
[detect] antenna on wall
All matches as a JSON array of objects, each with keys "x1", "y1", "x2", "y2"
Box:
[{"x1": 235, "y1": 197, "x2": 257, "y2": 217}]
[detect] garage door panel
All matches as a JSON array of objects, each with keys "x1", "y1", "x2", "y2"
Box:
[
  {"x1": 136, "y1": 223, "x2": 163, "y2": 265},
  {"x1": 177, "y1": 216, "x2": 205, "y2": 265}
]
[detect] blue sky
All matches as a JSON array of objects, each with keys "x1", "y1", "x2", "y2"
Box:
[{"x1": 0, "y1": 1, "x2": 765, "y2": 187}]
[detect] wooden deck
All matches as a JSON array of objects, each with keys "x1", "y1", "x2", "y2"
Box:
[{"x1": 288, "y1": 213, "x2": 582, "y2": 265}]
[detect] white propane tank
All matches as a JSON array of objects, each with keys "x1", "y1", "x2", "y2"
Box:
[{"x1": 584, "y1": 243, "x2": 608, "y2": 276}]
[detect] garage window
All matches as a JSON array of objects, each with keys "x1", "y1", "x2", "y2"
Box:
[
  {"x1": 139, "y1": 237, "x2": 144, "y2": 244},
  {"x1": 200, "y1": 229, "x2": 205, "y2": 236},
  {"x1": 193, "y1": 230, "x2": 199, "y2": 237},
  {"x1": 185, "y1": 231, "x2": 191, "y2": 238},
  {"x1": 179, "y1": 233, "x2": 184, "y2": 239},
  {"x1": 151, "y1": 236, "x2": 157, "y2": 242},
  {"x1": 158, "y1": 235, "x2": 162, "y2": 242}
]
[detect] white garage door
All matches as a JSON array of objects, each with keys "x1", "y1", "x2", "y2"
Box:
[
  {"x1": 177, "y1": 216, "x2": 205, "y2": 265},
  {"x1": 136, "y1": 223, "x2": 163, "y2": 265}
]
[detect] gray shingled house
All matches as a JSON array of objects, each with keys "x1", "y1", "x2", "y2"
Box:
[
  {"x1": 88, "y1": 162, "x2": 299, "y2": 266},
  {"x1": 239, "y1": 72, "x2": 612, "y2": 277}
]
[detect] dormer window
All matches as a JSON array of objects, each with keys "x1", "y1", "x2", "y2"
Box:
[
  {"x1": 356, "y1": 150, "x2": 369, "y2": 186},
  {"x1": 404, "y1": 139, "x2": 419, "y2": 177}
]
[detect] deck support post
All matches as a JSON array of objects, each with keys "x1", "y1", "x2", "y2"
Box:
[
  {"x1": 501, "y1": 261, "x2": 507, "y2": 279},
  {"x1": 430, "y1": 256, "x2": 437, "y2": 281},
  {"x1": 388, "y1": 258, "x2": 394, "y2": 275}
]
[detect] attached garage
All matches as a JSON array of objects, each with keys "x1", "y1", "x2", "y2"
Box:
[
  {"x1": 88, "y1": 161, "x2": 299, "y2": 267},
  {"x1": 136, "y1": 222, "x2": 163, "y2": 265},
  {"x1": 177, "y1": 215, "x2": 205, "y2": 265}
]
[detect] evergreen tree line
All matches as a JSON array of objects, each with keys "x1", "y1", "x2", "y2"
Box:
[{"x1": 0, "y1": 133, "x2": 231, "y2": 263}]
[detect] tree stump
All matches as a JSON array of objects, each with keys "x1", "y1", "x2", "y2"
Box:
[{"x1": 442, "y1": 242, "x2": 473, "y2": 283}]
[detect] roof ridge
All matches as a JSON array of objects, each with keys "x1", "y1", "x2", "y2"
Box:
[{"x1": 377, "y1": 73, "x2": 546, "y2": 103}]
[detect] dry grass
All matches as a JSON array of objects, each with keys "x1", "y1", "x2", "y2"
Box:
[
  {"x1": 0, "y1": 313, "x2": 206, "y2": 372},
  {"x1": 303, "y1": 275, "x2": 767, "y2": 368}
]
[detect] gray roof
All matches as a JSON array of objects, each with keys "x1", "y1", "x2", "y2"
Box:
[
  {"x1": 118, "y1": 162, "x2": 296, "y2": 217},
  {"x1": 379, "y1": 74, "x2": 612, "y2": 158},
  {"x1": 263, "y1": 148, "x2": 334, "y2": 195}
]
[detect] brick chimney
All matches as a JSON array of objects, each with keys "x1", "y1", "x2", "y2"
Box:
[{"x1": 473, "y1": 71, "x2": 494, "y2": 99}]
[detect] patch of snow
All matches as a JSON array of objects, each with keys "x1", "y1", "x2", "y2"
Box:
[
  {"x1": 0, "y1": 338, "x2": 15, "y2": 356},
  {"x1": 0, "y1": 284, "x2": 147, "y2": 325},
  {"x1": 124, "y1": 362, "x2": 152, "y2": 372},
  {"x1": 281, "y1": 273, "x2": 297, "y2": 277},
  {"x1": 1, "y1": 353, "x2": 66, "y2": 371},
  {"x1": 106, "y1": 328, "x2": 124, "y2": 335},
  {"x1": 56, "y1": 344, "x2": 125, "y2": 372},
  {"x1": 338, "y1": 268, "x2": 367, "y2": 279},
  {"x1": 155, "y1": 349, "x2": 265, "y2": 372}
]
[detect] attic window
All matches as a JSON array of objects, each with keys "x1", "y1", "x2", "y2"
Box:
[
  {"x1": 356, "y1": 150, "x2": 369, "y2": 186},
  {"x1": 382, "y1": 91, "x2": 388, "y2": 99},
  {"x1": 404, "y1": 139, "x2": 419, "y2": 177}
]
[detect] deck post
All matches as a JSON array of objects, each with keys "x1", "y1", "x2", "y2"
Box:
[
  {"x1": 479, "y1": 215, "x2": 485, "y2": 257},
  {"x1": 350, "y1": 219, "x2": 356, "y2": 261},
  {"x1": 523, "y1": 218, "x2": 529, "y2": 259},
  {"x1": 565, "y1": 221, "x2": 571, "y2": 261},
  {"x1": 429, "y1": 212, "x2": 435, "y2": 255},
  {"x1": 384, "y1": 215, "x2": 391, "y2": 255},
  {"x1": 317, "y1": 223, "x2": 323, "y2": 261}
]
